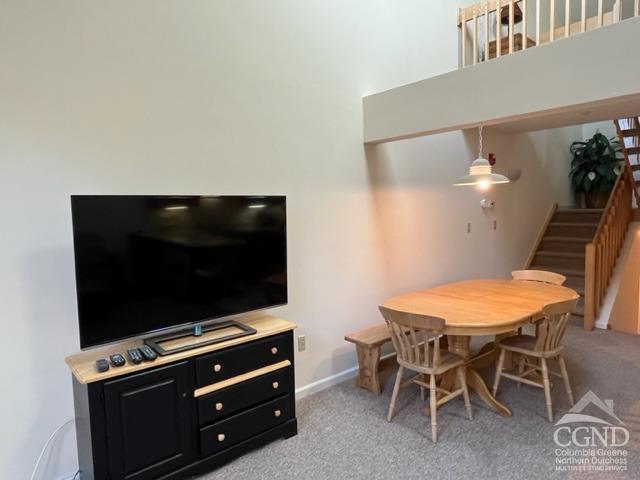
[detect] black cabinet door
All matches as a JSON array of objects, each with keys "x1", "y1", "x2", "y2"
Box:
[{"x1": 104, "y1": 362, "x2": 193, "y2": 480}]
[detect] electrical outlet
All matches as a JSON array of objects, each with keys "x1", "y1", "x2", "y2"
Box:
[
  {"x1": 298, "y1": 335, "x2": 306, "y2": 352},
  {"x1": 467, "y1": 222, "x2": 471, "y2": 234}
]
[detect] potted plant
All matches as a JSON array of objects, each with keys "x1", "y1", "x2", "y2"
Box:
[{"x1": 569, "y1": 132, "x2": 624, "y2": 208}]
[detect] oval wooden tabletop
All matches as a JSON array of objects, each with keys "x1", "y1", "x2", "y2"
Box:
[{"x1": 383, "y1": 278, "x2": 580, "y2": 336}]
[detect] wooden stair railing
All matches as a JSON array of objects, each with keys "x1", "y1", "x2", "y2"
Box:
[
  {"x1": 614, "y1": 116, "x2": 640, "y2": 206},
  {"x1": 525, "y1": 205, "x2": 598, "y2": 320},
  {"x1": 524, "y1": 121, "x2": 637, "y2": 329},
  {"x1": 583, "y1": 164, "x2": 634, "y2": 330}
]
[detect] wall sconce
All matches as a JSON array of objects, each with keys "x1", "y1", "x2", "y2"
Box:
[{"x1": 506, "y1": 168, "x2": 522, "y2": 183}]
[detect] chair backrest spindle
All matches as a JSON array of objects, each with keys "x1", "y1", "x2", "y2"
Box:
[
  {"x1": 534, "y1": 298, "x2": 577, "y2": 352},
  {"x1": 379, "y1": 306, "x2": 445, "y2": 369}
]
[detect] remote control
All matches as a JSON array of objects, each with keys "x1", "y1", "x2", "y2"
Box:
[
  {"x1": 139, "y1": 345, "x2": 158, "y2": 361},
  {"x1": 110, "y1": 353, "x2": 126, "y2": 367},
  {"x1": 96, "y1": 358, "x2": 110, "y2": 373},
  {"x1": 127, "y1": 348, "x2": 144, "y2": 364}
]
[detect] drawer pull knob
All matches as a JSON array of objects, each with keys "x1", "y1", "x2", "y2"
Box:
[
  {"x1": 274, "y1": 409, "x2": 281, "y2": 417},
  {"x1": 272, "y1": 381, "x2": 279, "y2": 389},
  {"x1": 271, "y1": 347, "x2": 278, "y2": 355},
  {"x1": 218, "y1": 434, "x2": 225, "y2": 442},
  {"x1": 213, "y1": 364, "x2": 222, "y2": 372},
  {"x1": 215, "y1": 402, "x2": 223, "y2": 411}
]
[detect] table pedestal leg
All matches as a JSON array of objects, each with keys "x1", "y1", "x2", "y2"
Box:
[{"x1": 446, "y1": 335, "x2": 513, "y2": 417}]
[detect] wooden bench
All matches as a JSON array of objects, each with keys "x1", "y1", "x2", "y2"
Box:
[
  {"x1": 344, "y1": 324, "x2": 393, "y2": 395},
  {"x1": 345, "y1": 324, "x2": 450, "y2": 395}
]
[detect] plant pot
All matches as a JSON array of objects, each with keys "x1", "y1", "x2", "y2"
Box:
[{"x1": 584, "y1": 191, "x2": 610, "y2": 209}]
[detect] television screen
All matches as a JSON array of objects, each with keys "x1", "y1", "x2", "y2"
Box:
[{"x1": 71, "y1": 195, "x2": 287, "y2": 348}]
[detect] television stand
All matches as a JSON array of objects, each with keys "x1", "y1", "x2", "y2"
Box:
[
  {"x1": 145, "y1": 320, "x2": 257, "y2": 356},
  {"x1": 66, "y1": 314, "x2": 297, "y2": 480}
]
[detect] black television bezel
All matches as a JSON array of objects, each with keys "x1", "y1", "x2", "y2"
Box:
[{"x1": 70, "y1": 194, "x2": 288, "y2": 350}]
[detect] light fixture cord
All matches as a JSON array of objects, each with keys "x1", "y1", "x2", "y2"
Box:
[{"x1": 478, "y1": 125, "x2": 483, "y2": 158}]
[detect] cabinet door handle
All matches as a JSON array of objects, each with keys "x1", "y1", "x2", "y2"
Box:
[
  {"x1": 213, "y1": 364, "x2": 222, "y2": 372},
  {"x1": 272, "y1": 381, "x2": 279, "y2": 389},
  {"x1": 274, "y1": 409, "x2": 281, "y2": 417},
  {"x1": 218, "y1": 434, "x2": 225, "y2": 442},
  {"x1": 215, "y1": 402, "x2": 223, "y2": 411},
  {"x1": 271, "y1": 347, "x2": 278, "y2": 355}
]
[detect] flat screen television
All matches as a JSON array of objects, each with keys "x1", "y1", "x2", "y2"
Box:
[{"x1": 71, "y1": 195, "x2": 287, "y2": 349}]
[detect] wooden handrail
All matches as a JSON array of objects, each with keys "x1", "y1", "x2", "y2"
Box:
[
  {"x1": 593, "y1": 165, "x2": 627, "y2": 240},
  {"x1": 583, "y1": 165, "x2": 634, "y2": 330},
  {"x1": 525, "y1": 203, "x2": 557, "y2": 268}
]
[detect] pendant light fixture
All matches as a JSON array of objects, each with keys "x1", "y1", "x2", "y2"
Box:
[{"x1": 454, "y1": 125, "x2": 510, "y2": 190}]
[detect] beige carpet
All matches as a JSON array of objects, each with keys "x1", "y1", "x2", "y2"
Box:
[{"x1": 199, "y1": 325, "x2": 640, "y2": 480}]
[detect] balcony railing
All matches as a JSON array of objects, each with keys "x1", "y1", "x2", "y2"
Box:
[{"x1": 458, "y1": 0, "x2": 638, "y2": 68}]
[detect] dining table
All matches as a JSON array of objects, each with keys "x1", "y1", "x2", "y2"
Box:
[{"x1": 383, "y1": 278, "x2": 579, "y2": 416}]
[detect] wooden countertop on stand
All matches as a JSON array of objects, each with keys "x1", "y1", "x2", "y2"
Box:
[{"x1": 65, "y1": 313, "x2": 297, "y2": 385}]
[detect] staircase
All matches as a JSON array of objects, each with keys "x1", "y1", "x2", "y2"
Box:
[
  {"x1": 527, "y1": 207, "x2": 604, "y2": 319},
  {"x1": 614, "y1": 117, "x2": 640, "y2": 205},
  {"x1": 525, "y1": 118, "x2": 638, "y2": 328}
]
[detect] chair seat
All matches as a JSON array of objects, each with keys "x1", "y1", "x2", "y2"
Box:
[
  {"x1": 498, "y1": 334, "x2": 536, "y2": 350},
  {"x1": 496, "y1": 334, "x2": 563, "y2": 357}
]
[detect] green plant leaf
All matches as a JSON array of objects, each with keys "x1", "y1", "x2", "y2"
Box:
[
  {"x1": 572, "y1": 170, "x2": 586, "y2": 191},
  {"x1": 570, "y1": 131, "x2": 623, "y2": 194}
]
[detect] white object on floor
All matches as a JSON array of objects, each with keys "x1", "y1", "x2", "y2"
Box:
[
  {"x1": 29, "y1": 419, "x2": 75, "y2": 480},
  {"x1": 595, "y1": 222, "x2": 640, "y2": 329}
]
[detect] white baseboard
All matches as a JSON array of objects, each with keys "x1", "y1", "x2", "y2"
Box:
[
  {"x1": 593, "y1": 222, "x2": 640, "y2": 330},
  {"x1": 594, "y1": 319, "x2": 608, "y2": 330},
  {"x1": 294, "y1": 365, "x2": 358, "y2": 401},
  {"x1": 294, "y1": 353, "x2": 395, "y2": 401}
]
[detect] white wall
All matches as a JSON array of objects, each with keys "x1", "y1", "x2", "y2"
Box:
[
  {"x1": 0, "y1": 1, "x2": 580, "y2": 478},
  {"x1": 583, "y1": 120, "x2": 617, "y2": 139}
]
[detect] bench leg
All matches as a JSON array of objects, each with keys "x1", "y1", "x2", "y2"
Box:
[{"x1": 355, "y1": 344, "x2": 382, "y2": 395}]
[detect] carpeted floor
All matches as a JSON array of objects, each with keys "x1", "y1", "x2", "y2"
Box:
[{"x1": 199, "y1": 325, "x2": 640, "y2": 480}]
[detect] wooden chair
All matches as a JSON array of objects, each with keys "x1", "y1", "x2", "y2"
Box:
[
  {"x1": 511, "y1": 269, "x2": 566, "y2": 285},
  {"x1": 379, "y1": 306, "x2": 472, "y2": 443},
  {"x1": 491, "y1": 298, "x2": 578, "y2": 422},
  {"x1": 511, "y1": 269, "x2": 566, "y2": 337}
]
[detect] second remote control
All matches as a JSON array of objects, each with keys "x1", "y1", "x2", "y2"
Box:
[
  {"x1": 140, "y1": 345, "x2": 158, "y2": 361},
  {"x1": 127, "y1": 348, "x2": 144, "y2": 364},
  {"x1": 110, "y1": 353, "x2": 126, "y2": 367}
]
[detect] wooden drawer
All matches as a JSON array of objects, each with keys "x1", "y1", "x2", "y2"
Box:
[
  {"x1": 197, "y1": 366, "x2": 293, "y2": 426},
  {"x1": 200, "y1": 394, "x2": 294, "y2": 457},
  {"x1": 195, "y1": 332, "x2": 291, "y2": 388}
]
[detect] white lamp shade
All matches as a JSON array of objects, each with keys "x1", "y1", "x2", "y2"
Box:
[{"x1": 454, "y1": 158, "x2": 510, "y2": 186}]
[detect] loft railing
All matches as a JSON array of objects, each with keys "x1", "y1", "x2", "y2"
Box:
[
  {"x1": 584, "y1": 162, "x2": 634, "y2": 330},
  {"x1": 458, "y1": 0, "x2": 638, "y2": 68}
]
